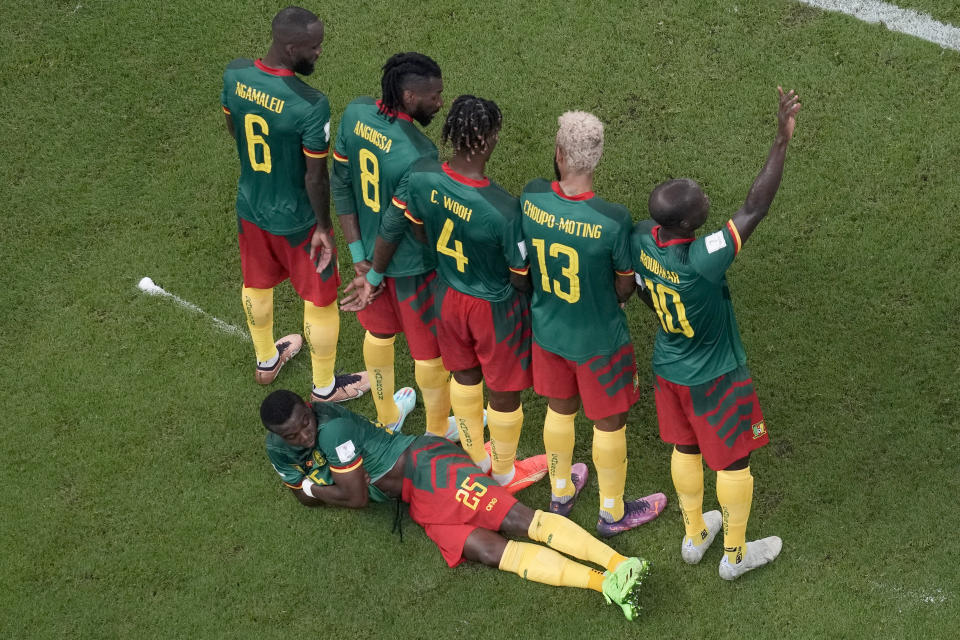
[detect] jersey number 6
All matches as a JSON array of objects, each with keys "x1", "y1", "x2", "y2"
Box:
[{"x1": 244, "y1": 114, "x2": 272, "y2": 173}]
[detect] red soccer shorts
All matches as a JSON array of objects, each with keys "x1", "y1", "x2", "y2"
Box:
[
  {"x1": 401, "y1": 436, "x2": 518, "y2": 567},
  {"x1": 532, "y1": 342, "x2": 640, "y2": 421},
  {"x1": 358, "y1": 271, "x2": 441, "y2": 361},
  {"x1": 654, "y1": 365, "x2": 770, "y2": 471},
  {"x1": 237, "y1": 218, "x2": 339, "y2": 307},
  {"x1": 437, "y1": 287, "x2": 532, "y2": 392}
]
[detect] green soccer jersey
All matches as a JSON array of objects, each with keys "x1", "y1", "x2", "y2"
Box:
[
  {"x1": 520, "y1": 179, "x2": 635, "y2": 362},
  {"x1": 631, "y1": 218, "x2": 747, "y2": 386},
  {"x1": 331, "y1": 97, "x2": 438, "y2": 277},
  {"x1": 221, "y1": 58, "x2": 331, "y2": 236},
  {"x1": 265, "y1": 403, "x2": 415, "y2": 503},
  {"x1": 406, "y1": 159, "x2": 528, "y2": 302}
]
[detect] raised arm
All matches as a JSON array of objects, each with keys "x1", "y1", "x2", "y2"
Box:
[{"x1": 730, "y1": 87, "x2": 802, "y2": 245}]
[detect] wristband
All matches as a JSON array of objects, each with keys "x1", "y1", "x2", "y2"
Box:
[
  {"x1": 348, "y1": 241, "x2": 365, "y2": 263},
  {"x1": 301, "y1": 477, "x2": 317, "y2": 498},
  {"x1": 365, "y1": 269, "x2": 384, "y2": 287}
]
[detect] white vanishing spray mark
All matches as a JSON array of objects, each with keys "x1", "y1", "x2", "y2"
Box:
[
  {"x1": 137, "y1": 277, "x2": 249, "y2": 338},
  {"x1": 795, "y1": 1, "x2": 960, "y2": 52},
  {"x1": 869, "y1": 581, "x2": 950, "y2": 607}
]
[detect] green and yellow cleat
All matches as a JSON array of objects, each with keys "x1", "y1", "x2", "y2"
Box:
[{"x1": 601, "y1": 557, "x2": 651, "y2": 621}]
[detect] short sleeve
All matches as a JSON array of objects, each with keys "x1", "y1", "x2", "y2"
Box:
[
  {"x1": 501, "y1": 199, "x2": 529, "y2": 274},
  {"x1": 220, "y1": 71, "x2": 231, "y2": 114},
  {"x1": 612, "y1": 212, "x2": 634, "y2": 276},
  {"x1": 316, "y1": 419, "x2": 364, "y2": 473},
  {"x1": 689, "y1": 220, "x2": 741, "y2": 283},
  {"x1": 332, "y1": 117, "x2": 350, "y2": 164},
  {"x1": 301, "y1": 96, "x2": 331, "y2": 158}
]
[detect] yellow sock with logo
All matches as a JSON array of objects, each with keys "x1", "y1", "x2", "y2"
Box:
[
  {"x1": 303, "y1": 300, "x2": 339, "y2": 390},
  {"x1": 488, "y1": 404, "x2": 523, "y2": 479},
  {"x1": 449, "y1": 378, "x2": 487, "y2": 469},
  {"x1": 415, "y1": 357, "x2": 450, "y2": 436},
  {"x1": 543, "y1": 408, "x2": 576, "y2": 500},
  {"x1": 716, "y1": 467, "x2": 754, "y2": 564},
  {"x1": 671, "y1": 448, "x2": 707, "y2": 542},
  {"x1": 527, "y1": 510, "x2": 627, "y2": 572},
  {"x1": 593, "y1": 426, "x2": 628, "y2": 523},
  {"x1": 498, "y1": 540, "x2": 605, "y2": 592},
  {"x1": 242, "y1": 286, "x2": 276, "y2": 363},
  {"x1": 363, "y1": 332, "x2": 397, "y2": 424}
]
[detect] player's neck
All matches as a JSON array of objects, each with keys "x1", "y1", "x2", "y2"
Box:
[
  {"x1": 261, "y1": 46, "x2": 291, "y2": 72},
  {"x1": 447, "y1": 153, "x2": 487, "y2": 180},
  {"x1": 657, "y1": 225, "x2": 695, "y2": 241},
  {"x1": 557, "y1": 173, "x2": 593, "y2": 197}
]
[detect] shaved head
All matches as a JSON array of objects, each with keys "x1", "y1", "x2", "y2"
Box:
[
  {"x1": 648, "y1": 178, "x2": 709, "y2": 230},
  {"x1": 272, "y1": 6, "x2": 320, "y2": 43}
]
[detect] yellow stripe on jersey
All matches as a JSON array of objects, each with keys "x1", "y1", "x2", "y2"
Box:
[
  {"x1": 222, "y1": 105, "x2": 231, "y2": 114},
  {"x1": 391, "y1": 197, "x2": 407, "y2": 210},
  {"x1": 331, "y1": 458, "x2": 364, "y2": 473},
  {"x1": 726, "y1": 219, "x2": 742, "y2": 254},
  {"x1": 615, "y1": 269, "x2": 635, "y2": 276},
  {"x1": 303, "y1": 147, "x2": 329, "y2": 159},
  {"x1": 283, "y1": 481, "x2": 302, "y2": 489},
  {"x1": 509, "y1": 266, "x2": 530, "y2": 275},
  {"x1": 332, "y1": 151, "x2": 349, "y2": 163},
  {"x1": 404, "y1": 210, "x2": 423, "y2": 224}
]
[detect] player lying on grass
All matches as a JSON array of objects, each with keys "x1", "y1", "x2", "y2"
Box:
[
  {"x1": 261, "y1": 389, "x2": 651, "y2": 620},
  {"x1": 631, "y1": 87, "x2": 801, "y2": 580}
]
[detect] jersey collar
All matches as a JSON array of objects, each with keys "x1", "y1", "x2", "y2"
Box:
[
  {"x1": 551, "y1": 181, "x2": 594, "y2": 201},
  {"x1": 442, "y1": 162, "x2": 490, "y2": 187},
  {"x1": 376, "y1": 99, "x2": 414, "y2": 122},
  {"x1": 255, "y1": 59, "x2": 296, "y2": 77},
  {"x1": 652, "y1": 225, "x2": 694, "y2": 247}
]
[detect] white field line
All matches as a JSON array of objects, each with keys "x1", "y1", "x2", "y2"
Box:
[
  {"x1": 136, "y1": 277, "x2": 249, "y2": 338},
  {"x1": 795, "y1": 0, "x2": 960, "y2": 52}
]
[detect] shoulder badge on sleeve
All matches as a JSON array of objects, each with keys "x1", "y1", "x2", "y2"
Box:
[{"x1": 705, "y1": 231, "x2": 727, "y2": 254}]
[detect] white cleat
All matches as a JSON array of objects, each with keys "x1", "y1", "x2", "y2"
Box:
[
  {"x1": 719, "y1": 536, "x2": 782, "y2": 581},
  {"x1": 681, "y1": 510, "x2": 722, "y2": 565}
]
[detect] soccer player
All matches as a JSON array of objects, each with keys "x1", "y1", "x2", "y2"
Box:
[
  {"x1": 220, "y1": 7, "x2": 368, "y2": 401},
  {"x1": 400, "y1": 95, "x2": 547, "y2": 492},
  {"x1": 631, "y1": 87, "x2": 801, "y2": 579},
  {"x1": 261, "y1": 389, "x2": 652, "y2": 621},
  {"x1": 331, "y1": 53, "x2": 450, "y2": 434},
  {"x1": 521, "y1": 111, "x2": 666, "y2": 536}
]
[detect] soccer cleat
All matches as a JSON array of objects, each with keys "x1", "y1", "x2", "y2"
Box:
[
  {"x1": 549, "y1": 462, "x2": 589, "y2": 517},
  {"x1": 601, "y1": 557, "x2": 652, "y2": 621},
  {"x1": 719, "y1": 536, "x2": 782, "y2": 581},
  {"x1": 500, "y1": 454, "x2": 548, "y2": 495},
  {"x1": 309, "y1": 371, "x2": 370, "y2": 403},
  {"x1": 254, "y1": 334, "x2": 303, "y2": 385},
  {"x1": 597, "y1": 493, "x2": 668, "y2": 539},
  {"x1": 681, "y1": 510, "x2": 722, "y2": 565},
  {"x1": 380, "y1": 387, "x2": 416, "y2": 434}
]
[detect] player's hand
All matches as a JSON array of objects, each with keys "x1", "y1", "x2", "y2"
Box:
[
  {"x1": 776, "y1": 86, "x2": 801, "y2": 143},
  {"x1": 353, "y1": 260, "x2": 372, "y2": 277},
  {"x1": 340, "y1": 273, "x2": 383, "y2": 311},
  {"x1": 309, "y1": 228, "x2": 335, "y2": 274}
]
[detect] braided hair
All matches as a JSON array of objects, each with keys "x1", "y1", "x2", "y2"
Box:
[
  {"x1": 379, "y1": 52, "x2": 442, "y2": 118},
  {"x1": 441, "y1": 95, "x2": 502, "y2": 156}
]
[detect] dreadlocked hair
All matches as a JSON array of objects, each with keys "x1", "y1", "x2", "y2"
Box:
[
  {"x1": 379, "y1": 52, "x2": 442, "y2": 118},
  {"x1": 441, "y1": 95, "x2": 502, "y2": 156}
]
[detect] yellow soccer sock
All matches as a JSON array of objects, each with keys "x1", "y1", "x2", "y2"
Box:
[
  {"x1": 363, "y1": 332, "x2": 398, "y2": 424},
  {"x1": 543, "y1": 408, "x2": 576, "y2": 499},
  {"x1": 303, "y1": 300, "x2": 339, "y2": 390},
  {"x1": 498, "y1": 540, "x2": 605, "y2": 592},
  {"x1": 488, "y1": 404, "x2": 523, "y2": 479},
  {"x1": 415, "y1": 357, "x2": 451, "y2": 436},
  {"x1": 717, "y1": 467, "x2": 754, "y2": 564},
  {"x1": 242, "y1": 286, "x2": 276, "y2": 363},
  {"x1": 528, "y1": 510, "x2": 627, "y2": 572},
  {"x1": 593, "y1": 426, "x2": 628, "y2": 522},
  {"x1": 671, "y1": 448, "x2": 708, "y2": 542},
  {"x1": 449, "y1": 378, "x2": 487, "y2": 467}
]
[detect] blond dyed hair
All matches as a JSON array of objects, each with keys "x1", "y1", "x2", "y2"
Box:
[{"x1": 556, "y1": 111, "x2": 604, "y2": 173}]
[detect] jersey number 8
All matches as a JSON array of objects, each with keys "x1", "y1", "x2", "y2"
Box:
[{"x1": 358, "y1": 148, "x2": 380, "y2": 213}]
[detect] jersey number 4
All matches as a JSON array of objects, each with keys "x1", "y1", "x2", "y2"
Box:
[
  {"x1": 244, "y1": 114, "x2": 272, "y2": 173},
  {"x1": 643, "y1": 278, "x2": 694, "y2": 338},
  {"x1": 531, "y1": 239, "x2": 580, "y2": 304},
  {"x1": 437, "y1": 218, "x2": 468, "y2": 272}
]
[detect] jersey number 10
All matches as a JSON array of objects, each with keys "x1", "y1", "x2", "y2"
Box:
[{"x1": 643, "y1": 278, "x2": 694, "y2": 338}]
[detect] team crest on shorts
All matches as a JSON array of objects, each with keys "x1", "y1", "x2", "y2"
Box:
[{"x1": 751, "y1": 421, "x2": 767, "y2": 439}]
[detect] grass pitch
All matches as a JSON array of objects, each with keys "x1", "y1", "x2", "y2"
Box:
[{"x1": 2, "y1": 1, "x2": 958, "y2": 637}]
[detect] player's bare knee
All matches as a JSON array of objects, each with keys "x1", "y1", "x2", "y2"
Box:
[
  {"x1": 676, "y1": 444, "x2": 701, "y2": 455},
  {"x1": 595, "y1": 413, "x2": 627, "y2": 431},
  {"x1": 488, "y1": 389, "x2": 521, "y2": 412},
  {"x1": 548, "y1": 396, "x2": 580, "y2": 415},
  {"x1": 463, "y1": 529, "x2": 509, "y2": 568},
  {"x1": 498, "y1": 502, "x2": 535, "y2": 537},
  {"x1": 724, "y1": 455, "x2": 750, "y2": 471},
  {"x1": 453, "y1": 367, "x2": 483, "y2": 386}
]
